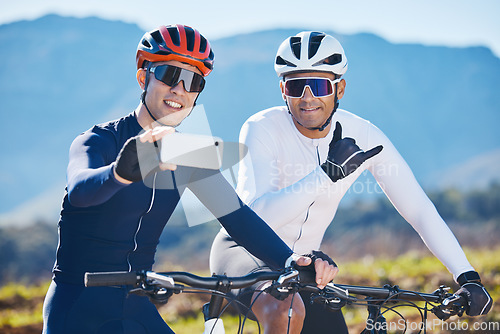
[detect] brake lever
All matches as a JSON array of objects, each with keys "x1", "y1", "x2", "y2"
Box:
[
  {"x1": 145, "y1": 272, "x2": 177, "y2": 289},
  {"x1": 432, "y1": 293, "x2": 466, "y2": 320},
  {"x1": 277, "y1": 269, "x2": 299, "y2": 285},
  {"x1": 264, "y1": 269, "x2": 300, "y2": 301},
  {"x1": 442, "y1": 294, "x2": 461, "y2": 306},
  {"x1": 325, "y1": 282, "x2": 349, "y2": 298},
  {"x1": 307, "y1": 283, "x2": 349, "y2": 311}
]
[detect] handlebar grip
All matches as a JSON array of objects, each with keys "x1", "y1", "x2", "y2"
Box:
[{"x1": 85, "y1": 271, "x2": 141, "y2": 287}]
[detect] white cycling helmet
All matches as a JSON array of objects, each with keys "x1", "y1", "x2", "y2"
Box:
[{"x1": 275, "y1": 31, "x2": 348, "y2": 77}]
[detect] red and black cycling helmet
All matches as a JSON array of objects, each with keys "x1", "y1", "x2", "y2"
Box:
[{"x1": 136, "y1": 24, "x2": 214, "y2": 76}]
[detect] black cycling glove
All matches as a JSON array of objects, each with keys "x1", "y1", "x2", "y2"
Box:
[
  {"x1": 306, "y1": 250, "x2": 338, "y2": 267},
  {"x1": 321, "y1": 122, "x2": 383, "y2": 182},
  {"x1": 455, "y1": 271, "x2": 492, "y2": 316},
  {"x1": 295, "y1": 250, "x2": 338, "y2": 284},
  {"x1": 114, "y1": 135, "x2": 162, "y2": 183}
]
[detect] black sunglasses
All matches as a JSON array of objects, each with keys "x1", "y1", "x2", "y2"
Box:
[{"x1": 149, "y1": 65, "x2": 205, "y2": 93}]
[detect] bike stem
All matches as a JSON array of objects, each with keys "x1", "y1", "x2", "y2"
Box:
[
  {"x1": 361, "y1": 298, "x2": 387, "y2": 334},
  {"x1": 203, "y1": 275, "x2": 232, "y2": 321}
]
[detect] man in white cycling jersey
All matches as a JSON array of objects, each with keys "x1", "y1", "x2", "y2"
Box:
[{"x1": 210, "y1": 31, "x2": 492, "y2": 333}]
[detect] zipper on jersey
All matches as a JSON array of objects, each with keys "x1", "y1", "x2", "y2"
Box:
[
  {"x1": 315, "y1": 141, "x2": 321, "y2": 164},
  {"x1": 292, "y1": 201, "x2": 314, "y2": 251},
  {"x1": 292, "y1": 140, "x2": 321, "y2": 251},
  {"x1": 127, "y1": 172, "x2": 157, "y2": 271}
]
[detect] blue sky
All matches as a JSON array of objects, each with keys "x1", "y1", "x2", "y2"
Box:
[{"x1": 1, "y1": 0, "x2": 499, "y2": 58}]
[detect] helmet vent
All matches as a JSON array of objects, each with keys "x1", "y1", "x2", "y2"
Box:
[
  {"x1": 141, "y1": 38, "x2": 151, "y2": 49},
  {"x1": 322, "y1": 54, "x2": 342, "y2": 65},
  {"x1": 276, "y1": 56, "x2": 297, "y2": 68},
  {"x1": 184, "y1": 26, "x2": 195, "y2": 52},
  {"x1": 151, "y1": 31, "x2": 164, "y2": 46},
  {"x1": 290, "y1": 37, "x2": 302, "y2": 59},
  {"x1": 166, "y1": 27, "x2": 181, "y2": 46},
  {"x1": 308, "y1": 33, "x2": 325, "y2": 59},
  {"x1": 204, "y1": 60, "x2": 213, "y2": 71},
  {"x1": 199, "y1": 36, "x2": 207, "y2": 53}
]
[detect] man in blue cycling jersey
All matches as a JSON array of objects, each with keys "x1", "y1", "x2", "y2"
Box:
[
  {"x1": 210, "y1": 31, "x2": 492, "y2": 333},
  {"x1": 42, "y1": 25, "x2": 338, "y2": 334}
]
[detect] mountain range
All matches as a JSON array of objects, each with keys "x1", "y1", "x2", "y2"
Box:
[{"x1": 0, "y1": 14, "x2": 499, "y2": 225}]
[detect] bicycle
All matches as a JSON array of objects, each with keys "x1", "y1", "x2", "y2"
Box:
[{"x1": 85, "y1": 267, "x2": 467, "y2": 333}]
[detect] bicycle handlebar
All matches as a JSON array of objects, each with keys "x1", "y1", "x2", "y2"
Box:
[
  {"x1": 158, "y1": 271, "x2": 284, "y2": 289},
  {"x1": 318, "y1": 282, "x2": 467, "y2": 321},
  {"x1": 85, "y1": 270, "x2": 284, "y2": 290},
  {"x1": 84, "y1": 268, "x2": 467, "y2": 321},
  {"x1": 294, "y1": 269, "x2": 464, "y2": 304},
  {"x1": 333, "y1": 283, "x2": 441, "y2": 302}
]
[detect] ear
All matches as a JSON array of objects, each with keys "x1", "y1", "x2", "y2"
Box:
[
  {"x1": 137, "y1": 68, "x2": 147, "y2": 90},
  {"x1": 279, "y1": 80, "x2": 287, "y2": 101},
  {"x1": 336, "y1": 79, "x2": 346, "y2": 99}
]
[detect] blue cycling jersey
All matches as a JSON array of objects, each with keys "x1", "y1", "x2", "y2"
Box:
[{"x1": 43, "y1": 112, "x2": 292, "y2": 333}]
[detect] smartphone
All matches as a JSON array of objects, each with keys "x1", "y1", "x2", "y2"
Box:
[{"x1": 160, "y1": 132, "x2": 223, "y2": 170}]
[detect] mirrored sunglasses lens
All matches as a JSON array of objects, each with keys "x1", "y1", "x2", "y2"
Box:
[
  {"x1": 190, "y1": 75, "x2": 205, "y2": 92},
  {"x1": 285, "y1": 78, "x2": 332, "y2": 97},
  {"x1": 154, "y1": 65, "x2": 179, "y2": 86},
  {"x1": 284, "y1": 80, "x2": 305, "y2": 97},
  {"x1": 178, "y1": 70, "x2": 205, "y2": 93},
  {"x1": 309, "y1": 79, "x2": 332, "y2": 97},
  {"x1": 153, "y1": 65, "x2": 205, "y2": 93}
]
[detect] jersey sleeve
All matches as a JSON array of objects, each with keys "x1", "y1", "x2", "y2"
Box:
[
  {"x1": 366, "y1": 124, "x2": 475, "y2": 280},
  {"x1": 236, "y1": 120, "x2": 332, "y2": 230},
  {"x1": 186, "y1": 168, "x2": 293, "y2": 269},
  {"x1": 66, "y1": 129, "x2": 128, "y2": 207}
]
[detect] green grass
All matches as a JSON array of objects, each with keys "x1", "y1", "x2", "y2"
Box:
[
  {"x1": 165, "y1": 247, "x2": 500, "y2": 333},
  {"x1": 1, "y1": 248, "x2": 498, "y2": 332},
  {"x1": 0, "y1": 281, "x2": 49, "y2": 327},
  {"x1": 0, "y1": 281, "x2": 50, "y2": 300}
]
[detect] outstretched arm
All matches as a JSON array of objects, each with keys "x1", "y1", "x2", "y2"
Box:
[{"x1": 367, "y1": 125, "x2": 475, "y2": 279}]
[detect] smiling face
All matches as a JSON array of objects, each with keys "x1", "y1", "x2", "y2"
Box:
[
  {"x1": 281, "y1": 71, "x2": 345, "y2": 138},
  {"x1": 137, "y1": 60, "x2": 202, "y2": 127}
]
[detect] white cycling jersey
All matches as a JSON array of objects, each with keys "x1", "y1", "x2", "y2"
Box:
[{"x1": 231, "y1": 106, "x2": 474, "y2": 280}]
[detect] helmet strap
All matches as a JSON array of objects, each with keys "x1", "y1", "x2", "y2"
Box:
[
  {"x1": 141, "y1": 62, "x2": 166, "y2": 126},
  {"x1": 315, "y1": 98, "x2": 338, "y2": 132}
]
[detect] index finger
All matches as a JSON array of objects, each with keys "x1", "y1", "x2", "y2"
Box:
[
  {"x1": 315, "y1": 259, "x2": 339, "y2": 289},
  {"x1": 314, "y1": 258, "x2": 326, "y2": 288},
  {"x1": 140, "y1": 126, "x2": 175, "y2": 143},
  {"x1": 294, "y1": 256, "x2": 312, "y2": 267},
  {"x1": 152, "y1": 126, "x2": 175, "y2": 138}
]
